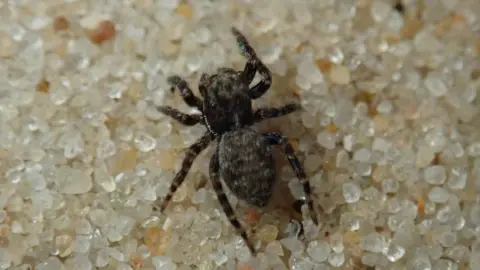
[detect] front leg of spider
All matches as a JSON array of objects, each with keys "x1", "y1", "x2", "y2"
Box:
[
  {"x1": 264, "y1": 133, "x2": 319, "y2": 225},
  {"x1": 254, "y1": 103, "x2": 302, "y2": 123},
  {"x1": 156, "y1": 106, "x2": 203, "y2": 126},
  {"x1": 231, "y1": 27, "x2": 272, "y2": 99},
  {"x1": 209, "y1": 150, "x2": 256, "y2": 255},
  {"x1": 167, "y1": 75, "x2": 203, "y2": 111},
  {"x1": 155, "y1": 133, "x2": 212, "y2": 212}
]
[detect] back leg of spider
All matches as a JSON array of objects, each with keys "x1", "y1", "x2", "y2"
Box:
[
  {"x1": 167, "y1": 75, "x2": 203, "y2": 111},
  {"x1": 210, "y1": 149, "x2": 256, "y2": 255},
  {"x1": 157, "y1": 106, "x2": 203, "y2": 126},
  {"x1": 264, "y1": 133, "x2": 318, "y2": 225},
  {"x1": 155, "y1": 133, "x2": 212, "y2": 212},
  {"x1": 231, "y1": 27, "x2": 272, "y2": 99}
]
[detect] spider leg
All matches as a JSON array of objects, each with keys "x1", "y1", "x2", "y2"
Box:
[
  {"x1": 155, "y1": 133, "x2": 212, "y2": 212},
  {"x1": 231, "y1": 27, "x2": 272, "y2": 100},
  {"x1": 254, "y1": 103, "x2": 301, "y2": 123},
  {"x1": 210, "y1": 148, "x2": 256, "y2": 255},
  {"x1": 167, "y1": 75, "x2": 203, "y2": 111},
  {"x1": 263, "y1": 133, "x2": 318, "y2": 225},
  {"x1": 157, "y1": 106, "x2": 203, "y2": 126}
]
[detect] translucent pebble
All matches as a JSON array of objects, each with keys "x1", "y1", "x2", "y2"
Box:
[
  {"x1": 447, "y1": 167, "x2": 467, "y2": 190},
  {"x1": 95, "y1": 249, "x2": 109, "y2": 268},
  {"x1": 0, "y1": 210, "x2": 5, "y2": 223},
  {"x1": 280, "y1": 237, "x2": 304, "y2": 254},
  {"x1": 371, "y1": 0, "x2": 391, "y2": 23},
  {"x1": 353, "y1": 148, "x2": 371, "y2": 162},
  {"x1": 297, "y1": 59, "x2": 324, "y2": 85},
  {"x1": 382, "y1": 178, "x2": 399, "y2": 194},
  {"x1": 329, "y1": 65, "x2": 350, "y2": 85},
  {"x1": 191, "y1": 188, "x2": 207, "y2": 204},
  {"x1": 470, "y1": 205, "x2": 480, "y2": 225},
  {"x1": 434, "y1": 259, "x2": 457, "y2": 270},
  {"x1": 288, "y1": 179, "x2": 305, "y2": 200},
  {"x1": 336, "y1": 150, "x2": 349, "y2": 168},
  {"x1": 27, "y1": 171, "x2": 47, "y2": 192},
  {"x1": 343, "y1": 134, "x2": 355, "y2": 151},
  {"x1": 62, "y1": 132, "x2": 85, "y2": 158},
  {"x1": 450, "y1": 142, "x2": 464, "y2": 158},
  {"x1": 65, "y1": 254, "x2": 92, "y2": 270},
  {"x1": 96, "y1": 140, "x2": 116, "y2": 159},
  {"x1": 363, "y1": 187, "x2": 381, "y2": 201},
  {"x1": 72, "y1": 235, "x2": 91, "y2": 253},
  {"x1": 283, "y1": 220, "x2": 302, "y2": 238},
  {"x1": 428, "y1": 244, "x2": 444, "y2": 260},
  {"x1": 257, "y1": 224, "x2": 279, "y2": 243},
  {"x1": 383, "y1": 243, "x2": 405, "y2": 262},
  {"x1": 343, "y1": 183, "x2": 361, "y2": 203},
  {"x1": 116, "y1": 215, "x2": 136, "y2": 235},
  {"x1": 340, "y1": 214, "x2": 360, "y2": 231},
  {"x1": 265, "y1": 241, "x2": 284, "y2": 256},
  {"x1": 36, "y1": 256, "x2": 65, "y2": 270},
  {"x1": 452, "y1": 215, "x2": 465, "y2": 231},
  {"x1": 158, "y1": 0, "x2": 179, "y2": 9},
  {"x1": 414, "y1": 30, "x2": 442, "y2": 53},
  {"x1": 107, "y1": 247, "x2": 126, "y2": 262},
  {"x1": 208, "y1": 251, "x2": 227, "y2": 267},
  {"x1": 317, "y1": 131, "x2": 336, "y2": 149},
  {"x1": 425, "y1": 72, "x2": 448, "y2": 97},
  {"x1": 0, "y1": 248, "x2": 11, "y2": 269},
  {"x1": 0, "y1": 31, "x2": 15, "y2": 58},
  {"x1": 152, "y1": 256, "x2": 177, "y2": 270},
  {"x1": 438, "y1": 231, "x2": 457, "y2": 247},
  {"x1": 471, "y1": 252, "x2": 480, "y2": 270},
  {"x1": 203, "y1": 221, "x2": 222, "y2": 239},
  {"x1": 445, "y1": 245, "x2": 469, "y2": 261},
  {"x1": 361, "y1": 252, "x2": 380, "y2": 267},
  {"x1": 408, "y1": 255, "x2": 432, "y2": 270},
  {"x1": 423, "y1": 165, "x2": 446, "y2": 185},
  {"x1": 306, "y1": 240, "x2": 330, "y2": 262},
  {"x1": 424, "y1": 128, "x2": 447, "y2": 152},
  {"x1": 427, "y1": 187, "x2": 449, "y2": 203},
  {"x1": 12, "y1": 220, "x2": 24, "y2": 233},
  {"x1": 326, "y1": 47, "x2": 344, "y2": 64},
  {"x1": 89, "y1": 209, "x2": 108, "y2": 227},
  {"x1": 75, "y1": 219, "x2": 93, "y2": 235},
  {"x1": 377, "y1": 100, "x2": 393, "y2": 114},
  {"x1": 372, "y1": 138, "x2": 389, "y2": 153},
  {"x1": 31, "y1": 189, "x2": 53, "y2": 210},
  {"x1": 359, "y1": 232, "x2": 387, "y2": 253},
  {"x1": 289, "y1": 255, "x2": 317, "y2": 270},
  {"x1": 329, "y1": 232, "x2": 344, "y2": 253},
  {"x1": 328, "y1": 252, "x2": 345, "y2": 267},
  {"x1": 93, "y1": 167, "x2": 116, "y2": 192},
  {"x1": 416, "y1": 146, "x2": 435, "y2": 168},
  {"x1": 134, "y1": 131, "x2": 157, "y2": 152},
  {"x1": 56, "y1": 167, "x2": 92, "y2": 194},
  {"x1": 467, "y1": 142, "x2": 480, "y2": 157}
]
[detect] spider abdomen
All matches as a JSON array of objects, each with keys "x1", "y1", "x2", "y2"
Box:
[{"x1": 217, "y1": 128, "x2": 276, "y2": 207}]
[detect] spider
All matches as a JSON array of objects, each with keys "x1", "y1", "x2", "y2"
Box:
[{"x1": 155, "y1": 27, "x2": 318, "y2": 255}]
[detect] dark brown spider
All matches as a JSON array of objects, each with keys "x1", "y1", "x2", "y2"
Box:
[{"x1": 155, "y1": 27, "x2": 318, "y2": 255}]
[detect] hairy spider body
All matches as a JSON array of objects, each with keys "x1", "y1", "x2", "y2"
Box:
[
  {"x1": 155, "y1": 27, "x2": 318, "y2": 255},
  {"x1": 218, "y1": 128, "x2": 275, "y2": 207},
  {"x1": 201, "y1": 68, "x2": 254, "y2": 134}
]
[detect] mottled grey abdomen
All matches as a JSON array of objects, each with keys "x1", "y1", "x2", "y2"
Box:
[{"x1": 217, "y1": 128, "x2": 276, "y2": 207}]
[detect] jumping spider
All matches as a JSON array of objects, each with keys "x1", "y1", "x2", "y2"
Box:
[{"x1": 155, "y1": 27, "x2": 318, "y2": 254}]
